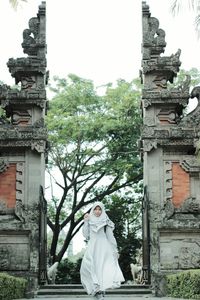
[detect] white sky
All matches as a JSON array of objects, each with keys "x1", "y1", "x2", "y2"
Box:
[
  {"x1": 1, "y1": 0, "x2": 200, "y2": 254},
  {"x1": 0, "y1": 0, "x2": 200, "y2": 88}
]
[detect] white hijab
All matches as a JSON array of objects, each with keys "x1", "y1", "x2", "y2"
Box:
[{"x1": 89, "y1": 201, "x2": 114, "y2": 232}]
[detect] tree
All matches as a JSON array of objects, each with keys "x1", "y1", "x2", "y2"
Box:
[
  {"x1": 46, "y1": 74, "x2": 143, "y2": 263},
  {"x1": 9, "y1": 0, "x2": 27, "y2": 9},
  {"x1": 171, "y1": 0, "x2": 200, "y2": 35}
]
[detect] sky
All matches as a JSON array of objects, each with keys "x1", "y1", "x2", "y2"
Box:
[
  {"x1": 0, "y1": 0, "x2": 200, "y2": 89},
  {"x1": 1, "y1": 0, "x2": 200, "y2": 254}
]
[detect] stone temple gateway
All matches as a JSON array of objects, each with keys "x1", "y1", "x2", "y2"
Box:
[
  {"x1": 0, "y1": 2, "x2": 47, "y2": 297},
  {"x1": 0, "y1": 0, "x2": 200, "y2": 298},
  {"x1": 141, "y1": 2, "x2": 200, "y2": 295}
]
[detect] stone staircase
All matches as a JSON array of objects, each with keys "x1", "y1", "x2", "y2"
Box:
[{"x1": 37, "y1": 284, "x2": 152, "y2": 298}]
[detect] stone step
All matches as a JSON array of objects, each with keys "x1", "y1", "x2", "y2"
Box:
[
  {"x1": 40, "y1": 284, "x2": 150, "y2": 290},
  {"x1": 37, "y1": 284, "x2": 152, "y2": 296},
  {"x1": 37, "y1": 297, "x2": 148, "y2": 299}
]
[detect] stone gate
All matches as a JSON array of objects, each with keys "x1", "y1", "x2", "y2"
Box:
[
  {"x1": 0, "y1": 2, "x2": 48, "y2": 297},
  {"x1": 141, "y1": 2, "x2": 200, "y2": 296}
]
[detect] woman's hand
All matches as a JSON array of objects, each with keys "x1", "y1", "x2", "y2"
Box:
[{"x1": 84, "y1": 213, "x2": 90, "y2": 221}]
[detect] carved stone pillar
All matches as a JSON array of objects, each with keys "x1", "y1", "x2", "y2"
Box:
[
  {"x1": 141, "y1": 1, "x2": 200, "y2": 296},
  {"x1": 0, "y1": 2, "x2": 48, "y2": 297}
]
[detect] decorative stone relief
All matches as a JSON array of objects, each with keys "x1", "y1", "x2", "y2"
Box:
[
  {"x1": 142, "y1": 52, "x2": 181, "y2": 76},
  {"x1": 157, "y1": 109, "x2": 177, "y2": 124},
  {"x1": 0, "y1": 234, "x2": 30, "y2": 270},
  {"x1": 15, "y1": 162, "x2": 25, "y2": 221},
  {"x1": 0, "y1": 200, "x2": 7, "y2": 215},
  {"x1": 0, "y1": 1, "x2": 48, "y2": 293},
  {"x1": 143, "y1": 140, "x2": 158, "y2": 152},
  {"x1": 143, "y1": 99, "x2": 152, "y2": 108},
  {"x1": 141, "y1": 2, "x2": 200, "y2": 296},
  {"x1": 142, "y1": 2, "x2": 166, "y2": 59},
  {"x1": 160, "y1": 231, "x2": 200, "y2": 270},
  {"x1": 12, "y1": 110, "x2": 31, "y2": 125},
  {"x1": 163, "y1": 161, "x2": 172, "y2": 203},
  {"x1": 21, "y1": 76, "x2": 37, "y2": 90},
  {"x1": 177, "y1": 197, "x2": 200, "y2": 214},
  {"x1": 0, "y1": 245, "x2": 10, "y2": 269},
  {"x1": 21, "y1": 2, "x2": 45, "y2": 57},
  {"x1": 152, "y1": 74, "x2": 167, "y2": 89},
  {"x1": 0, "y1": 127, "x2": 47, "y2": 140},
  {"x1": 180, "y1": 157, "x2": 200, "y2": 174},
  {"x1": 15, "y1": 203, "x2": 40, "y2": 225},
  {"x1": 179, "y1": 86, "x2": 200, "y2": 128},
  {"x1": 31, "y1": 140, "x2": 46, "y2": 153},
  {"x1": 0, "y1": 158, "x2": 9, "y2": 173}
]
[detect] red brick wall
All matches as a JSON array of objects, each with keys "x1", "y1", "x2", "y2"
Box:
[
  {"x1": 172, "y1": 162, "x2": 190, "y2": 208},
  {"x1": 0, "y1": 164, "x2": 16, "y2": 208}
]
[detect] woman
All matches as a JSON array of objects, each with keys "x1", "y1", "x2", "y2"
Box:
[{"x1": 80, "y1": 201, "x2": 124, "y2": 299}]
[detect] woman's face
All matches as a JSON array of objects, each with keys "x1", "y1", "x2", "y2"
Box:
[{"x1": 94, "y1": 205, "x2": 102, "y2": 217}]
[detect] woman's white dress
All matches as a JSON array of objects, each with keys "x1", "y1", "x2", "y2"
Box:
[{"x1": 80, "y1": 218, "x2": 125, "y2": 295}]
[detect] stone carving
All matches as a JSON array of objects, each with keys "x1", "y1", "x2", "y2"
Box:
[
  {"x1": 142, "y1": 2, "x2": 166, "y2": 59},
  {"x1": 14, "y1": 162, "x2": 25, "y2": 221},
  {"x1": 0, "y1": 127, "x2": 47, "y2": 140},
  {"x1": 21, "y1": 2, "x2": 46, "y2": 57},
  {"x1": 141, "y1": 2, "x2": 200, "y2": 295},
  {"x1": 15, "y1": 200, "x2": 24, "y2": 222},
  {"x1": 21, "y1": 76, "x2": 37, "y2": 90},
  {"x1": 180, "y1": 157, "x2": 200, "y2": 174},
  {"x1": 176, "y1": 197, "x2": 200, "y2": 214},
  {"x1": 0, "y1": 158, "x2": 9, "y2": 173},
  {"x1": 142, "y1": 140, "x2": 158, "y2": 152},
  {"x1": 160, "y1": 232, "x2": 200, "y2": 270},
  {"x1": 143, "y1": 99, "x2": 152, "y2": 108},
  {"x1": 142, "y1": 54, "x2": 181, "y2": 76},
  {"x1": 157, "y1": 109, "x2": 177, "y2": 124},
  {"x1": 0, "y1": 245, "x2": 10, "y2": 269},
  {"x1": 0, "y1": 200, "x2": 7, "y2": 215},
  {"x1": 142, "y1": 86, "x2": 189, "y2": 100},
  {"x1": 15, "y1": 203, "x2": 40, "y2": 225},
  {"x1": 0, "y1": 235, "x2": 30, "y2": 270},
  {"x1": 31, "y1": 140, "x2": 46, "y2": 153},
  {"x1": 12, "y1": 110, "x2": 31, "y2": 125},
  {"x1": 163, "y1": 197, "x2": 200, "y2": 221},
  {"x1": 0, "y1": 2, "x2": 47, "y2": 294},
  {"x1": 179, "y1": 86, "x2": 200, "y2": 127},
  {"x1": 164, "y1": 161, "x2": 172, "y2": 203},
  {"x1": 152, "y1": 74, "x2": 167, "y2": 89}
]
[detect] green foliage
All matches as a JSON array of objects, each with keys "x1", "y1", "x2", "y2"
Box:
[
  {"x1": 166, "y1": 269, "x2": 200, "y2": 299},
  {"x1": 103, "y1": 189, "x2": 142, "y2": 281},
  {"x1": 118, "y1": 232, "x2": 141, "y2": 281},
  {"x1": 0, "y1": 273, "x2": 27, "y2": 300},
  {"x1": 56, "y1": 258, "x2": 82, "y2": 284},
  {"x1": 171, "y1": 68, "x2": 200, "y2": 89},
  {"x1": 46, "y1": 74, "x2": 143, "y2": 261}
]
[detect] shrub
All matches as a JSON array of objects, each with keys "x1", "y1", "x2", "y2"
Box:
[
  {"x1": 166, "y1": 269, "x2": 200, "y2": 299},
  {"x1": 0, "y1": 273, "x2": 27, "y2": 300},
  {"x1": 56, "y1": 257, "x2": 82, "y2": 284}
]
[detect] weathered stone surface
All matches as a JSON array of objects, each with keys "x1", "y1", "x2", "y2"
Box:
[
  {"x1": 160, "y1": 230, "x2": 200, "y2": 270},
  {"x1": 0, "y1": 2, "x2": 47, "y2": 297},
  {"x1": 0, "y1": 233, "x2": 30, "y2": 270},
  {"x1": 141, "y1": 1, "x2": 200, "y2": 296}
]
